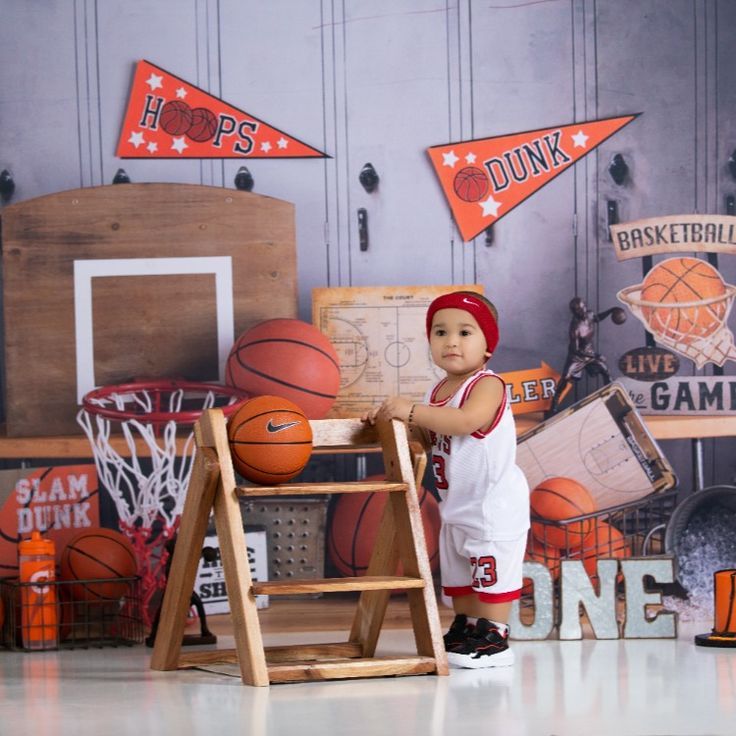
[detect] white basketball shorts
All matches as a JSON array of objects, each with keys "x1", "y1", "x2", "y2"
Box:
[{"x1": 440, "y1": 524, "x2": 527, "y2": 603}]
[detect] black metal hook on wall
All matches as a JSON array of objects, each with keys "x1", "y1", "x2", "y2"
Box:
[
  {"x1": 358, "y1": 163, "x2": 379, "y2": 193},
  {"x1": 0, "y1": 169, "x2": 15, "y2": 201}
]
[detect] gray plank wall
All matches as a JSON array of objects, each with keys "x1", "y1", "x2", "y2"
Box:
[{"x1": 1, "y1": 0, "x2": 735, "y2": 492}]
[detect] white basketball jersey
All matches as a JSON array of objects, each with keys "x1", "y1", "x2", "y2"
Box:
[{"x1": 424, "y1": 370, "x2": 530, "y2": 540}]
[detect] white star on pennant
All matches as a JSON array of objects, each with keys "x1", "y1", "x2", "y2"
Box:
[
  {"x1": 260, "y1": 141, "x2": 272, "y2": 153},
  {"x1": 442, "y1": 150, "x2": 459, "y2": 168},
  {"x1": 465, "y1": 152, "x2": 477, "y2": 164},
  {"x1": 277, "y1": 137, "x2": 288, "y2": 149},
  {"x1": 572, "y1": 129, "x2": 589, "y2": 148},
  {"x1": 146, "y1": 141, "x2": 158, "y2": 154},
  {"x1": 146, "y1": 73, "x2": 163, "y2": 91},
  {"x1": 171, "y1": 137, "x2": 188, "y2": 154},
  {"x1": 128, "y1": 131, "x2": 145, "y2": 149},
  {"x1": 479, "y1": 195, "x2": 502, "y2": 218},
  {"x1": 175, "y1": 87, "x2": 187, "y2": 99}
]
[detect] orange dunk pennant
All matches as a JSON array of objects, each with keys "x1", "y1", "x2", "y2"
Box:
[
  {"x1": 427, "y1": 114, "x2": 639, "y2": 241},
  {"x1": 117, "y1": 60, "x2": 329, "y2": 159}
]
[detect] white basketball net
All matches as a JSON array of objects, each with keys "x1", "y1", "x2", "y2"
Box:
[
  {"x1": 77, "y1": 385, "x2": 232, "y2": 529},
  {"x1": 618, "y1": 285, "x2": 736, "y2": 368}
]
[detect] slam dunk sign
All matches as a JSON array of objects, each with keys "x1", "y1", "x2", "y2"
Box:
[{"x1": 428, "y1": 115, "x2": 638, "y2": 242}]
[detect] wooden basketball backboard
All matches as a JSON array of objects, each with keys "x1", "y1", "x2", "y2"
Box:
[{"x1": 1, "y1": 183, "x2": 297, "y2": 436}]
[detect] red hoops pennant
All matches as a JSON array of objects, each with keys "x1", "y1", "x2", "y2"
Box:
[
  {"x1": 117, "y1": 60, "x2": 329, "y2": 159},
  {"x1": 427, "y1": 114, "x2": 639, "y2": 242}
]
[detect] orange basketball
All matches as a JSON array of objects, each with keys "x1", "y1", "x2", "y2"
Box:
[
  {"x1": 453, "y1": 166, "x2": 489, "y2": 202},
  {"x1": 641, "y1": 257, "x2": 727, "y2": 342},
  {"x1": 60, "y1": 528, "x2": 138, "y2": 602},
  {"x1": 522, "y1": 542, "x2": 561, "y2": 596},
  {"x1": 186, "y1": 107, "x2": 218, "y2": 142},
  {"x1": 530, "y1": 476, "x2": 596, "y2": 549},
  {"x1": 160, "y1": 100, "x2": 193, "y2": 135},
  {"x1": 226, "y1": 319, "x2": 340, "y2": 419},
  {"x1": 571, "y1": 520, "x2": 630, "y2": 580},
  {"x1": 327, "y1": 478, "x2": 440, "y2": 577},
  {"x1": 227, "y1": 395, "x2": 313, "y2": 485}
]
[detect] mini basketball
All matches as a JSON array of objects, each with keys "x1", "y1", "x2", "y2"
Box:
[
  {"x1": 453, "y1": 166, "x2": 489, "y2": 203},
  {"x1": 327, "y1": 478, "x2": 440, "y2": 577},
  {"x1": 60, "y1": 528, "x2": 138, "y2": 602},
  {"x1": 530, "y1": 476, "x2": 596, "y2": 549},
  {"x1": 187, "y1": 107, "x2": 218, "y2": 142},
  {"x1": 227, "y1": 395, "x2": 313, "y2": 485},
  {"x1": 641, "y1": 257, "x2": 728, "y2": 342},
  {"x1": 611, "y1": 307, "x2": 627, "y2": 325},
  {"x1": 572, "y1": 520, "x2": 629, "y2": 580},
  {"x1": 226, "y1": 318, "x2": 341, "y2": 419},
  {"x1": 160, "y1": 100, "x2": 193, "y2": 135}
]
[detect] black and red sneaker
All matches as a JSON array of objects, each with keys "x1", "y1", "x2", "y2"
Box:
[
  {"x1": 443, "y1": 613, "x2": 474, "y2": 650},
  {"x1": 445, "y1": 617, "x2": 514, "y2": 668}
]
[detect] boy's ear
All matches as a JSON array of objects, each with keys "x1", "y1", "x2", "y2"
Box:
[{"x1": 485, "y1": 351, "x2": 492, "y2": 358}]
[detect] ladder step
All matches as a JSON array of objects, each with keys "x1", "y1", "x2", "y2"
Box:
[
  {"x1": 252, "y1": 575, "x2": 425, "y2": 595},
  {"x1": 236, "y1": 481, "x2": 408, "y2": 497},
  {"x1": 267, "y1": 655, "x2": 440, "y2": 683},
  {"x1": 177, "y1": 642, "x2": 364, "y2": 669}
]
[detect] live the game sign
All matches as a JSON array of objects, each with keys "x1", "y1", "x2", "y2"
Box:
[{"x1": 620, "y1": 375, "x2": 736, "y2": 415}]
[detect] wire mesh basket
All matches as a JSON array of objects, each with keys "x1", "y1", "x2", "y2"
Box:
[
  {"x1": 524, "y1": 490, "x2": 678, "y2": 587},
  {"x1": 0, "y1": 576, "x2": 145, "y2": 651}
]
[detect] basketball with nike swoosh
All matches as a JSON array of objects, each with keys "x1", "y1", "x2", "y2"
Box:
[{"x1": 227, "y1": 395, "x2": 313, "y2": 484}]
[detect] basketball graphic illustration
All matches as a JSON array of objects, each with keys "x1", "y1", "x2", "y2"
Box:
[
  {"x1": 571, "y1": 520, "x2": 629, "y2": 581},
  {"x1": 160, "y1": 100, "x2": 193, "y2": 135},
  {"x1": 187, "y1": 107, "x2": 219, "y2": 142},
  {"x1": 530, "y1": 476, "x2": 596, "y2": 549},
  {"x1": 327, "y1": 479, "x2": 440, "y2": 577},
  {"x1": 453, "y1": 166, "x2": 489, "y2": 203},
  {"x1": 227, "y1": 395, "x2": 313, "y2": 485},
  {"x1": 640, "y1": 257, "x2": 728, "y2": 342}
]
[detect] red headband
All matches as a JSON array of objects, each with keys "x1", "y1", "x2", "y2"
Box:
[{"x1": 426, "y1": 292, "x2": 499, "y2": 354}]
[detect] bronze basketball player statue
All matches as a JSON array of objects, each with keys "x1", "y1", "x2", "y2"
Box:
[{"x1": 549, "y1": 297, "x2": 626, "y2": 414}]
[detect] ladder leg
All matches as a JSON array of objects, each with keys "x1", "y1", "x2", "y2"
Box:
[
  {"x1": 383, "y1": 420, "x2": 448, "y2": 673},
  {"x1": 150, "y1": 446, "x2": 220, "y2": 670},
  {"x1": 202, "y1": 410, "x2": 270, "y2": 686},
  {"x1": 349, "y1": 498, "x2": 399, "y2": 655}
]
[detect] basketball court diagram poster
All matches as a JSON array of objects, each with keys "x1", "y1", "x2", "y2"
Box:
[
  {"x1": 312, "y1": 284, "x2": 482, "y2": 418},
  {"x1": 427, "y1": 114, "x2": 638, "y2": 242},
  {"x1": 117, "y1": 60, "x2": 329, "y2": 159}
]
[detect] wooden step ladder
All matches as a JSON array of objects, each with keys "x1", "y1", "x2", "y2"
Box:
[{"x1": 150, "y1": 410, "x2": 449, "y2": 685}]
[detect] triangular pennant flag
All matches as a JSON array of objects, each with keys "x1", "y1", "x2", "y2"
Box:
[
  {"x1": 427, "y1": 114, "x2": 639, "y2": 241},
  {"x1": 117, "y1": 60, "x2": 329, "y2": 159}
]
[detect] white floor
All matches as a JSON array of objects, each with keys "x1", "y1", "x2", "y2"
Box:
[{"x1": 0, "y1": 619, "x2": 734, "y2": 736}]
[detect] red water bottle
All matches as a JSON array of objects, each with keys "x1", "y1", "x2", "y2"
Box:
[{"x1": 19, "y1": 531, "x2": 57, "y2": 650}]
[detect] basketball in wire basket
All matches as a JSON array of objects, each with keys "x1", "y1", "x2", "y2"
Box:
[{"x1": 76, "y1": 379, "x2": 250, "y2": 625}]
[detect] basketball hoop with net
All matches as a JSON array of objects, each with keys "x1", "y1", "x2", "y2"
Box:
[
  {"x1": 618, "y1": 284, "x2": 736, "y2": 368},
  {"x1": 77, "y1": 379, "x2": 249, "y2": 626}
]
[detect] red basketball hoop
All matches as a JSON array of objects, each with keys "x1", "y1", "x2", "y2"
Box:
[
  {"x1": 81, "y1": 379, "x2": 248, "y2": 426},
  {"x1": 77, "y1": 379, "x2": 250, "y2": 627}
]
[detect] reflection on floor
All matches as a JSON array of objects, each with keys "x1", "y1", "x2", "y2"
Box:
[{"x1": 0, "y1": 600, "x2": 734, "y2": 736}]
